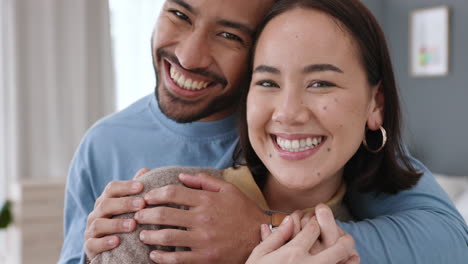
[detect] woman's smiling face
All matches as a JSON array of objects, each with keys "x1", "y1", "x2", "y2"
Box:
[{"x1": 247, "y1": 8, "x2": 383, "y2": 194}]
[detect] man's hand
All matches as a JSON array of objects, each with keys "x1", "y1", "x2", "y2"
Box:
[
  {"x1": 247, "y1": 206, "x2": 360, "y2": 264},
  {"x1": 84, "y1": 168, "x2": 148, "y2": 260},
  {"x1": 136, "y1": 173, "x2": 270, "y2": 264}
]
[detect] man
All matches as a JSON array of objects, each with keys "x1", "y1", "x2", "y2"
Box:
[{"x1": 59, "y1": 0, "x2": 468, "y2": 263}]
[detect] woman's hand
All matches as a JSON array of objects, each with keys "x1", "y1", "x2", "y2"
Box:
[{"x1": 246, "y1": 205, "x2": 360, "y2": 264}]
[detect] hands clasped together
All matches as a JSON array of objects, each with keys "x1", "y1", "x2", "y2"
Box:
[{"x1": 85, "y1": 169, "x2": 359, "y2": 264}]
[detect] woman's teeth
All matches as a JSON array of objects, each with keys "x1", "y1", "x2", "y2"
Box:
[
  {"x1": 170, "y1": 67, "x2": 209, "y2": 91},
  {"x1": 276, "y1": 136, "x2": 323, "y2": 152}
]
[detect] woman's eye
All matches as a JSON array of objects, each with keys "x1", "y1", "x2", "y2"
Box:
[
  {"x1": 169, "y1": 9, "x2": 191, "y2": 23},
  {"x1": 256, "y1": 80, "x2": 278, "y2": 88},
  {"x1": 310, "y1": 81, "x2": 335, "y2": 88},
  {"x1": 220, "y1": 32, "x2": 243, "y2": 43}
]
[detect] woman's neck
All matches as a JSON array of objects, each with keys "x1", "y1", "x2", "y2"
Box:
[{"x1": 262, "y1": 171, "x2": 343, "y2": 214}]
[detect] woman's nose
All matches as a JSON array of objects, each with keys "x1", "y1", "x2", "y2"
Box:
[{"x1": 272, "y1": 92, "x2": 311, "y2": 126}]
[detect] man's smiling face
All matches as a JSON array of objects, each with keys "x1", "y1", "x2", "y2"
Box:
[{"x1": 152, "y1": 0, "x2": 273, "y2": 123}]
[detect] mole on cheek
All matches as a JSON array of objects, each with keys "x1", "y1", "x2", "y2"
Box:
[
  {"x1": 327, "y1": 148, "x2": 331, "y2": 152},
  {"x1": 323, "y1": 106, "x2": 328, "y2": 111},
  {"x1": 269, "y1": 153, "x2": 272, "y2": 158},
  {"x1": 317, "y1": 172, "x2": 321, "y2": 177}
]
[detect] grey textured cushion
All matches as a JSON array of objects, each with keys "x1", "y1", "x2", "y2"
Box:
[{"x1": 91, "y1": 166, "x2": 223, "y2": 264}]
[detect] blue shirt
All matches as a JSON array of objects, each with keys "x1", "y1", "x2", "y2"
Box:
[{"x1": 59, "y1": 94, "x2": 468, "y2": 264}]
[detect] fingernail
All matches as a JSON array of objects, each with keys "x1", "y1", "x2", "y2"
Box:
[
  {"x1": 139, "y1": 231, "x2": 145, "y2": 241},
  {"x1": 150, "y1": 251, "x2": 158, "y2": 260},
  {"x1": 132, "y1": 182, "x2": 142, "y2": 191},
  {"x1": 179, "y1": 173, "x2": 193, "y2": 178},
  {"x1": 133, "y1": 199, "x2": 142, "y2": 208},
  {"x1": 134, "y1": 212, "x2": 141, "y2": 220},
  {"x1": 123, "y1": 220, "x2": 132, "y2": 230},
  {"x1": 260, "y1": 224, "x2": 268, "y2": 237},
  {"x1": 107, "y1": 237, "x2": 116, "y2": 246},
  {"x1": 281, "y1": 216, "x2": 290, "y2": 225}
]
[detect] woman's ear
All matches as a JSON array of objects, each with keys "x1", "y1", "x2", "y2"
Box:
[{"x1": 367, "y1": 83, "x2": 384, "y2": 130}]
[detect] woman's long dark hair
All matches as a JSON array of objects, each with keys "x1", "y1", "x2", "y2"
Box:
[{"x1": 234, "y1": 0, "x2": 421, "y2": 194}]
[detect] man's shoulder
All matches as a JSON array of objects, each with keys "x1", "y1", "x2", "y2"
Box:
[
  {"x1": 88, "y1": 94, "x2": 154, "y2": 135},
  {"x1": 77, "y1": 94, "x2": 158, "y2": 152}
]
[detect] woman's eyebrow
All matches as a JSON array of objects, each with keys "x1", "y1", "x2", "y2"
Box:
[
  {"x1": 253, "y1": 65, "x2": 280, "y2": 74},
  {"x1": 303, "y1": 64, "x2": 344, "y2": 74}
]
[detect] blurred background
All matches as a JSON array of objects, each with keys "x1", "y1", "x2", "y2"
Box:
[{"x1": 0, "y1": 0, "x2": 467, "y2": 263}]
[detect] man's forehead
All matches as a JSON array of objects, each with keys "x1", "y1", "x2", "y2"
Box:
[{"x1": 168, "y1": 0, "x2": 274, "y2": 19}]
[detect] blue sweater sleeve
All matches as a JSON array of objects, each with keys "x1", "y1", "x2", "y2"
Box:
[
  {"x1": 339, "y1": 157, "x2": 468, "y2": 264},
  {"x1": 58, "y1": 143, "x2": 96, "y2": 264}
]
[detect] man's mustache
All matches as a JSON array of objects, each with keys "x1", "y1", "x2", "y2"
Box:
[{"x1": 156, "y1": 48, "x2": 228, "y2": 88}]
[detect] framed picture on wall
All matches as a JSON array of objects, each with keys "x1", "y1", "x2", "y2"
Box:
[{"x1": 410, "y1": 6, "x2": 450, "y2": 77}]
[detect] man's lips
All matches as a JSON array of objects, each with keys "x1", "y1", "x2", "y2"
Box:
[{"x1": 162, "y1": 60, "x2": 216, "y2": 98}]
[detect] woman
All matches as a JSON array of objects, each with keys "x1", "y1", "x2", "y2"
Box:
[{"x1": 238, "y1": 0, "x2": 422, "y2": 262}]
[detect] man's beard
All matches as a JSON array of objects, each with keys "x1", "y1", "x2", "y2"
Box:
[
  {"x1": 153, "y1": 48, "x2": 243, "y2": 123},
  {"x1": 154, "y1": 81, "x2": 242, "y2": 123}
]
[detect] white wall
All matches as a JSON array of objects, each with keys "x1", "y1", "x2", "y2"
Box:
[
  {"x1": 1, "y1": 0, "x2": 116, "y2": 262},
  {"x1": 5, "y1": 0, "x2": 115, "y2": 183},
  {"x1": 109, "y1": 0, "x2": 165, "y2": 110},
  {"x1": 0, "y1": 0, "x2": 6, "y2": 203}
]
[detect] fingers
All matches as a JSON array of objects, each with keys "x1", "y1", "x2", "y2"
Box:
[
  {"x1": 85, "y1": 218, "x2": 136, "y2": 240},
  {"x1": 301, "y1": 211, "x2": 313, "y2": 229},
  {"x1": 85, "y1": 236, "x2": 120, "y2": 260},
  {"x1": 287, "y1": 217, "x2": 321, "y2": 250},
  {"x1": 178, "y1": 173, "x2": 225, "y2": 192},
  {"x1": 135, "y1": 206, "x2": 193, "y2": 228},
  {"x1": 260, "y1": 223, "x2": 272, "y2": 241},
  {"x1": 149, "y1": 250, "x2": 197, "y2": 264},
  {"x1": 134, "y1": 168, "x2": 150, "y2": 179},
  {"x1": 139, "y1": 229, "x2": 195, "y2": 248},
  {"x1": 92, "y1": 196, "x2": 145, "y2": 220},
  {"x1": 250, "y1": 216, "x2": 294, "y2": 257},
  {"x1": 312, "y1": 234, "x2": 357, "y2": 263},
  {"x1": 290, "y1": 210, "x2": 304, "y2": 237},
  {"x1": 144, "y1": 184, "x2": 203, "y2": 207},
  {"x1": 100, "y1": 180, "x2": 144, "y2": 199},
  {"x1": 342, "y1": 255, "x2": 361, "y2": 264},
  {"x1": 316, "y1": 204, "x2": 340, "y2": 247}
]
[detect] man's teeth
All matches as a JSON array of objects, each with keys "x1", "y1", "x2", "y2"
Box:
[
  {"x1": 276, "y1": 136, "x2": 323, "y2": 152},
  {"x1": 170, "y1": 67, "x2": 209, "y2": 90}
]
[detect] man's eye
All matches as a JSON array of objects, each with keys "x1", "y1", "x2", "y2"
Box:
[
  {"x1": 169, "y1": 9, "x2": 191, "y2": 23},
  {"x1": 310, "y1": 81, "x2": 335, "y2": 88},
  {"x1": 220, "y1": 32, "x2": 243, "y2": 43}
]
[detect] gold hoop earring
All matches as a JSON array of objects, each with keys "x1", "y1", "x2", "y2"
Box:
[{"x1": 363, "y1": 126, "x2": 387, "y2": 153}]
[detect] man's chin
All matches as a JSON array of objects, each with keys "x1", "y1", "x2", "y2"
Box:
[
  {"x1": 155, "y1": 88, "x2": 208, "y2": 123},
  {"x1": 155, "y1": 83, "x2": 239, "y2": 123}
]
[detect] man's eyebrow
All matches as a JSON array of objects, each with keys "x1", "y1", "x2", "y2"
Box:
[
  {"x1": 169, "y1": 0, "x2": 197, "y2": 15},
  {"x1": 303, "y1": 64, "x2": 344, "y2": 74},
  {"x1": 253, "y1": 65, "x2": 280, "y2": 74},
  {"x1": 217, "y1": 19, "x2": 255, "y2": 36}
]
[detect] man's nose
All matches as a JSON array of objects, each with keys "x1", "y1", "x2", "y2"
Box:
[{"x1": 175, "y1": 31, "x2": 212, "y2": 70}]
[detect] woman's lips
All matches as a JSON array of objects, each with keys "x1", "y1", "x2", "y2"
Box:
[{"x1": 272, "y1": 134, "x2": 326, "y2": 161}]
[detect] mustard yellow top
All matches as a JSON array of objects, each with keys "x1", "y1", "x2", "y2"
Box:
[{"x1": 223, "y1": 166, "x2": 351, "y2": 222}]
